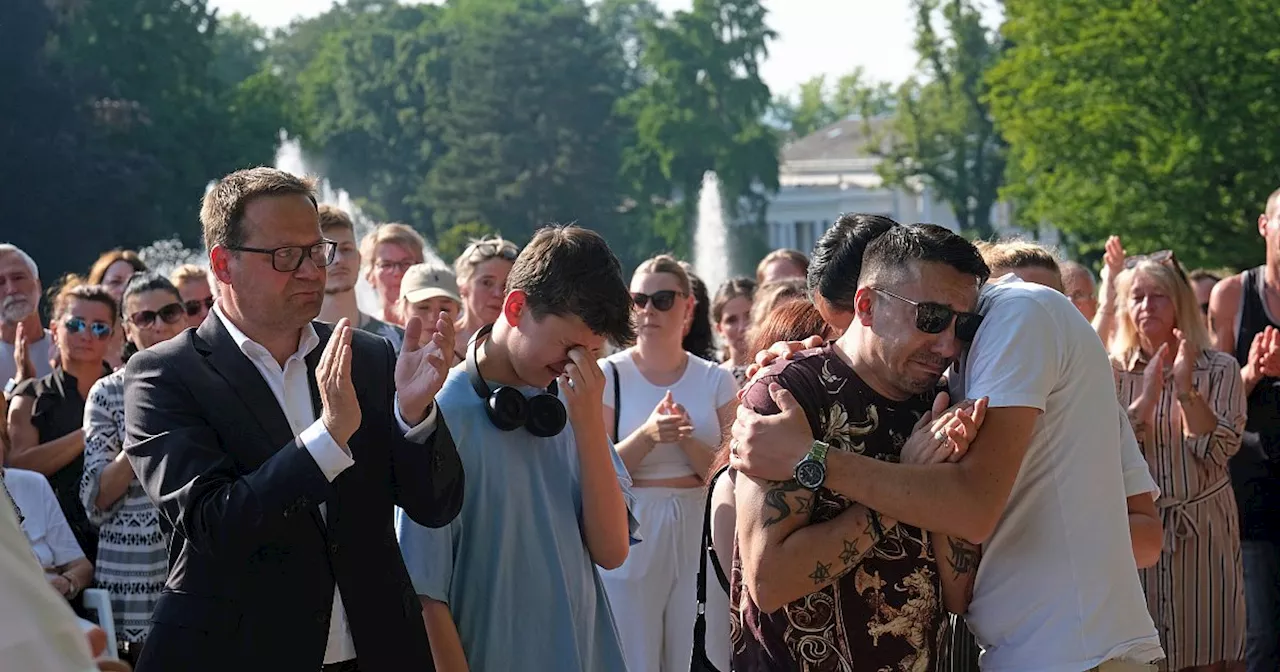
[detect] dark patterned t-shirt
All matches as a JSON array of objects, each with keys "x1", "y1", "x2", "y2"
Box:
[{"x1": 730, "y1": 344, "x2": 946, "y2": 672}]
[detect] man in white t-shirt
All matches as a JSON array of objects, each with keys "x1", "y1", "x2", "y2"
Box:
[
  {"x1": 730, "y1": 275, "x2": 1165, "y2": 671},
  {"x1": 1, "y1": 244, "x2": 54, "y2": 398},
  {"x1": 0, "y1": 467, "x2": 101, "y2": 671}
]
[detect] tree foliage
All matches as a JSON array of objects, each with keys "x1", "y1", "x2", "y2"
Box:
[
  {"x1": 857, "y1": 0, "x2": 1005, "y2": 239},
  {"x1": 772, "y1": 69, "x2": 894, "y2": 140},
  {"x1": 620, "y1": 0, "x2": 779, "y2": 264},
  {"x1": 989, "y1": 0, "x2": 1280, "y2": 268}
]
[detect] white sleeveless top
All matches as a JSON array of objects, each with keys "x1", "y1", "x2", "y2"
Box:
[{"x1": 601, "y1": 351, "x2": 737, "y2": 480}]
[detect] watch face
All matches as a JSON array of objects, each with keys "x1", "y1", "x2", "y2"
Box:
[{"x1": 795, "y1": 460, "x2": 825, "y2": 490}]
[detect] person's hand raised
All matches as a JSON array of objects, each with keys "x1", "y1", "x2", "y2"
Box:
[{"x1": 396, "y1": 312, "x2": 455, "y2": 425}]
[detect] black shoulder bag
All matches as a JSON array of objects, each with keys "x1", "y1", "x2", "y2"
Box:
[{"x1": 691, "y1": 464, "x2": 732, "y2": 672}]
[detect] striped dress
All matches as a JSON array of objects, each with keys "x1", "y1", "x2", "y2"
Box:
[
  {"x1": 1113, "y1": 349, "x2": 1247, "y2": 670},
  {"x1": 79, "y1": 369, "x2": 168, "y2": 645}
]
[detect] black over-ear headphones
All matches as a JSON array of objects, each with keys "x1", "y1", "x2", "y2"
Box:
[{"x1": 467, "y1": 323, "x2": 568, "y2": 438}]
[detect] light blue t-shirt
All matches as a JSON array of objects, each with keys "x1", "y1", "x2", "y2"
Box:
[{"x1": 396, "y1": 368, "x2": 639, "y2": 672}]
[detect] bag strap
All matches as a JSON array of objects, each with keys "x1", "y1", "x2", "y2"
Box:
[
  {"x1": 608, "y1": 361, "x2": 620, "y2": 442},
  {"x1": 692, "y1": 464, "x2": 733, "y2": 671}
]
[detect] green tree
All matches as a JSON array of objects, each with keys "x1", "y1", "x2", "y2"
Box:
[
  {"x1": 426, "y1": 0, "x2": 624, "y2": 244},
  {"x1": 210, "y1": 12, "x2": 269, "y2": 86},
  {"x1": 773, "y1": 69, "x2": 894, "y2": 139},
  {"x1": 988, "y1": 0, "x2": 1280, "y2": 268},
  {"x1": 620, "y1": 0, "x2": 779, "y2": 263},
  {"x1": 859, "y1": 0, "x2": 1005, "y2": 239},
  {"x1": 435, "y1": 221, "x2": 501, "y2": 262},
  {"x1": 593, "y1": 0, "x2": 663, "y2": 93},
  {"x1": 297, "y1": 3, "x2": 450, "y2": 225}
]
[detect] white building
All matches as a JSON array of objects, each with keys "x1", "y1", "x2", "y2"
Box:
[{"x1": 762, "y1": 118, "x2": 1049, "y2": 254}]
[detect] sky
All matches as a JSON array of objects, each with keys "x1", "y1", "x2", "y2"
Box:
[{"x1": 206, "y1": 0, "x2": 1005, "y2": 96}]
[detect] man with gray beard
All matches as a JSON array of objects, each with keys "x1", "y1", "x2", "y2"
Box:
[{"x1": 0, "y1": 245, "x2": 52, "y2": 400}]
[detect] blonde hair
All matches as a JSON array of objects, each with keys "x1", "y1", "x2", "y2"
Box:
[
  {"x1": 747, "y1": 278, "x2": 807, "y2": 344},
  {"x1": 632, "y1": 254, "x2": 692, "y2": 295},
  {"x1": 360, "y1": 223, "x2": 426, "y2": 270},
  {"x1": 975, "y1": 240, "x2": 1062, "y2": 287},
  {"x1": 755, "y1": 249, "x2": 809, "y2": 285},
  {"x1": 169, "y1": 263, "x2": 208, "y2": 287},
  {"x1": 454, "y1": 235, "x2": 519, "y2": 285},
  {"x1": 1109, "y1": 260, "x2": 1212, "y2": 362}
]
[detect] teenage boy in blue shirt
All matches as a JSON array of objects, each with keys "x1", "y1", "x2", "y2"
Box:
[{"x1": 396, "y1": 225, "x2": 639, "y2": 671}]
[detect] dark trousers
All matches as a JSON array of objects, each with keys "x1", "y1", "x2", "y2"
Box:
[
  {"x1": 1243, "y1": 540, "x2": 1280, "y2": 672},
  {"x1": 321, "y1": 660, "x2": 360, "y2": 672}
]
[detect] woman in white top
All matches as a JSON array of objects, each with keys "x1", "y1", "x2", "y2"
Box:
[
  {"x1": 1, "y1": 466, "x2": 92, "y2": 604},
  {"x1": 601, "y1": 255, "x2": 738, "y2": 672}
]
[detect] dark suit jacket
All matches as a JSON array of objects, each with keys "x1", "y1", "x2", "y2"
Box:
[{"x1": 123, "y1": 315, "x2": 464, "y2": 672}]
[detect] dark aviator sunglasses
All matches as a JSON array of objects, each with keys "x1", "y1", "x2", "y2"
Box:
[
  {"x1": 63, "y1": 317, "x2": 113, "y2": 340},
  {"x1": 874, "y1": 288, "x2": 983, "y2": 342},
  {"x1": 129, "y1": 303, "x2": 186, "y2": 328},
  {"x1": 631, "y1": 290, "x2": 685, "y2": 312}
]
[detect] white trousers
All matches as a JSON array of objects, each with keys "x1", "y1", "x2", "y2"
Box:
[{"x1": 602, "y1": 487, "x2": 729, "y2": 672}]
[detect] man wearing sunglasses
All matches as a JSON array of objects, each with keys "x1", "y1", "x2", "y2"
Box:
[
  {"x1": 732, "y1": 251, "x2": 1165, "y2": 669},
  {"x1": 121, "y1": 167, "x2": 463, "y2": 672},
  {"x1": 730, "y1": 224, "x2": 990, "y2": 671}
]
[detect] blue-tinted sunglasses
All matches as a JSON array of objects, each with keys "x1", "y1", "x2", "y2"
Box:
[{"x1": 63, "y1": 317, "x2": 113, "y2": 340}]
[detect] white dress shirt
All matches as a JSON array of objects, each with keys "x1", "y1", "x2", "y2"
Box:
[
  {"x1": 0, "y1": 470, "x2": 98, "y2": 671},
  {"x1": 212, "y1": 303, "x2": 435, "y2": 664}
]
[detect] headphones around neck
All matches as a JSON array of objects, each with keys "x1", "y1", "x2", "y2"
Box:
[{"x1": 466, "y1": 324, "x2": 568, "y2": 438}]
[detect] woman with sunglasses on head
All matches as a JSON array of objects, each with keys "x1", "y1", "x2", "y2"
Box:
[
  {"x1": 1110, "y1": 259, "x2": 1247, "y2": 672},
  {"x1": 452, "y1": 235, "x2": 518, "y2": 360},
  {"x1": 78, "y1": 274, "x2": 187, "y2": 666},
  {"x1": 6, "y1": 282, "x2": 117, "y2": 566},
  {"x1": 599, "y1": 254, "x2": 738, "y2": 672}
]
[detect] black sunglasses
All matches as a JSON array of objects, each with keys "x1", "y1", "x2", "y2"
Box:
[
  {"x1": 226, "y1": 240, "x2": 337, "y2": 273},
  {"x1": 183, "y1": 296, "x2": 214, "y2": 316},
  {"x1": 632, "y1": 290, "x2": 684, "y2": 312},
  {"x1": 874, "y1": 288, "x2": 983, "y2": 342},
  {"x1": 130, "y1": 302, "x2": 186, "y2": 328},
  {"x1": 63, "y1": 317, "x2": 113, "y2": 340}
]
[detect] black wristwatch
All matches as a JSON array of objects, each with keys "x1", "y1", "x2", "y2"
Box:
[{"x1": 793, "y1": 440, "x2": 831, "y2": 491}]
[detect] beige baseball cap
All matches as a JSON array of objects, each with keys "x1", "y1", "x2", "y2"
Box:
[{"x1": 400, "y1": 263, "x2": 461, "y2": 304}]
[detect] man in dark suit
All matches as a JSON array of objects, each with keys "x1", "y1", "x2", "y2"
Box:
[{"x1": 123, "y1": 167, "x2": 464, "y2": 672}]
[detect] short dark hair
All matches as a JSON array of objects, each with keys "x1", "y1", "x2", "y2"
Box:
[
  {"x1": 810, "y1": 214, "x2": 898, "y2": 311},
  {"x1": 317, "y1": 205, "x2": 355, "y2": 235},
  {"x1": 506, "y1": 225, "x2": 635, "y2": 346},
  {"x1": 121, "y1": 272, "x2": 182, "y2": 317},
  {"x1": 676, "y1": 262, "x2": 716, "y2": 362},
  {"x1": 53, "y1": 282, "x2": 118, "y2": 325},
  {"x1": 859, "y1": 224, "x2": 990, "y2": 287},
  {"x1": 201, "y1": 167, "x2": 318, "y2": 252}
]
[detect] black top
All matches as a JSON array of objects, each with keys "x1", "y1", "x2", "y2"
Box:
[
  {"x1": 14, "y1": 363, "x2": 112, "y2": 562},
  {"x1": 1231, "y1": 266, "x2": 1280, "y2": 541}
]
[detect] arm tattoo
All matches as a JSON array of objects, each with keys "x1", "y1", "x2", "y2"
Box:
[
  {"x1": 946, "y1": 536, "x2": 980, "y2": 580},
  {"x1": 809, "y1": 560, "x2": 832, "y2": 585},
  {"x1": 762, "y1": 481, "x2": 806, "y2": 527}
]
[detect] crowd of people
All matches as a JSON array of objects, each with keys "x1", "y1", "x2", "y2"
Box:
[{"x1": 1, "y1": 166, "x2": 1278, "y2": 672}]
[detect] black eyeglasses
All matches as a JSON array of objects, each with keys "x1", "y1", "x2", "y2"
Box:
[
  {"x1": 63, "y1": 317, "x2": 113, "y2": 340},
  {"x1": 129, "y1": 303, "x2": 186, "y2": 328},
  {"x1": 226, "y1": 240, "x2": 337, "y2": 273},
  {"x1": 375, "y1": 260, "x2": 416, "y2": 274},
  {"x1": 465, "y1": 241, "x2": 519, "y2": 263},
  {"x1": 184, "y1": 296, "x2": 214, "y2": 316},
  {"x1": 874, "y1": 288, "x2": 983, "y2": 342},
  {"x1": 632, "y1": 290, "x2": 684, "y2": 312}
]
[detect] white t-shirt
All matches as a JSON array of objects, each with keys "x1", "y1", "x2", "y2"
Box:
[
  {"x1": 1, "y1": 328, "x2": 54, "y2": 390},
  {"x1": 4, "y1": 469, "x2": 85, "y2": 570},
  {"x1": 601, "y1": 351, "x2": 737, "y2": 480},
  {"x1": 0, "y1": 469, "x2": 97, "y2": 671},
  {"x1": 949, "y1": 277, "x2": 1163, "y2": 672}
]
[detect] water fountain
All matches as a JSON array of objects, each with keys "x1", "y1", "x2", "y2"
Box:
[{"x1": 693, "y1": 171, "x2": 731, "y2": 301}]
